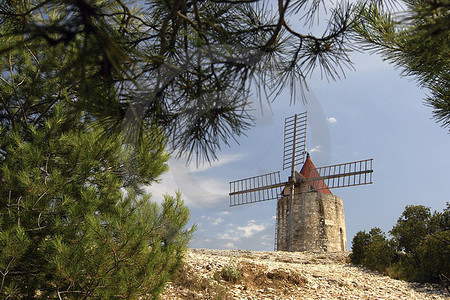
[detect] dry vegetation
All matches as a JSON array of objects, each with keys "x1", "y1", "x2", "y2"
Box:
[{"x1": 160, "y1": 249, "x2": 449, "y2": 300}]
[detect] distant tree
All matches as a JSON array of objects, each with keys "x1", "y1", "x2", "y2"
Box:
[
  {"x1": 351, "y1": 204, "x2": 450, "y2": 284},
  {"x1": 416, "y1": 231, "x2": 450, "y2": 283},
  {"x1": 430, "y1": 202, "x2": 450, "y2": 232},
  {"x1": 355, "y1": 0, "x2": 450, "y2": 130},
  {"x1": 390, "y1": 205, "x2": 432, "y2": 253},
  {"x1": 351, "y1": 228, "x2": 395, "y2": 273},
  {"x1": 350, "y1": 230, "x2": 371, "y2": 264}
]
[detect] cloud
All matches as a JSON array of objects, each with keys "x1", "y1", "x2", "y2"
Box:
[
  {"x1": 220, "y1": 211, "x2": 230, "y2": 215},
  {"x1": 146, "y1": 156, "x2": 231, "y2": 207},
  {"x1": 310, "y1": 145, "x2": 323, "y2": 153},
  {"x1": 237, "y1": 221, "x2": 266, "y2": 238},
  {"x1": 193, "y1": 154, "x2": 244, "y2": 173},
  {"x1": 223, "y1": 242, "x2": 236, "y2": 249},
  {"x1": 327, "y1": 117, "x2": 337, "y2": 123},
  {"x1": 212, "y1": 218, "x2": 223, "y2": 226},
  {"x1": 217, "y1": 233, "x2": 240, "y2": 241}
]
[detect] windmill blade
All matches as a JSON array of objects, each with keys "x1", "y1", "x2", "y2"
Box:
[
  {"x1": 283, "y1": 112, "x2": 307, "y2": 170},
  {"x1": 307, "y1": 159, "x2": 373, "y2": 190},
  {"x1": 229, "y1": 171, "x2": 286, "y2": 207}
]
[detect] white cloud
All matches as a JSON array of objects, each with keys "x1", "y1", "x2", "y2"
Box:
[
  {"x1": 220, "y1": 211, "x2": 230, "y2": 215},
  {"x1": 193, "y1": 154, "x2": 244, "y2": 173},
  {"x1": 237, "y1": 222, "x2": 266, "y2": 238},
  {"x1": 327, "y1": 117, "x2": 337, "y2": 123},
  {"x1": 146, "y1": 156, "x2": 230, "y2": 207},
  {"x1": 212, "y1": 217, "x2": 223, "y2": 226},
  {"x1": 224, "y1": 242, "x2": 236, "y2": 249},
  {"x1": 310, "y1": 145, "x2": 323, "y2": 153},
  {"x1": 217, "y1": 233, "x2": 240, "y2": 241}
]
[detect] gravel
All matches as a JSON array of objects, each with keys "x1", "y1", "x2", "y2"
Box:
[{"x1": 161, "y1": 248, "x2": 450, "y2": 300}]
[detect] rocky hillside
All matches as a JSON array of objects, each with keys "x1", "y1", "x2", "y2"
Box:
[{"x1": 161, "y1": 249, "x2": 449, "y2": 300}]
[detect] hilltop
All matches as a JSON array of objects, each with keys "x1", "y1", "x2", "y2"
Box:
[{"x1": 161, "y1": 249, "x2": 449, "y2": 300}]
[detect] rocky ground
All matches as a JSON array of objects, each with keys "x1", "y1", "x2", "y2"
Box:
[{"x1": 161, "y1": 249, "x2": 449, "y2": 300}]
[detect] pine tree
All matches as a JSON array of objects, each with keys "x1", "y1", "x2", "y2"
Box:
[
  {"x1": 0, "y1": 108, "x2": 194, "y2": 298},
  {"x1": 355, "y1": 0, "x2": 450, "y2": 130},
  {"x1": 0, "y1": 29, "x2": 193, "y2": 299},
  {"x1": 0, "y1": 0, "x2": 362, "y2": 163}
]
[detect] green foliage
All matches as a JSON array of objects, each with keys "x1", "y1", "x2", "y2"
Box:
[
  {"x1": 351, "y1": 204, "x2": 450, "y2": 284},
  {"x1": 214, "y1": 265, "x2": 243, "y2": 284},
  {"x1": 390, "y1": 205, "x2": 432, "y2": 252},
  {"x1": 416, "y1": 231, "x2": 450, "y2": 283},
  {"x1": 0, "y1": 26, "x2": 193, "y2": 297},
  {"x1": 350, "y1": 230, "x2": 371, "y2": 265},
  {"x1": 386, "y1": 253, "x2": 420, "y2": 282},
  {"x1": 0, "y1": 107, "x2": 193, "y2": 298},
  {"x1": 355, "y1": 0, "x2": 450, "y2": 130},
  {"x1": 430, "y1": 203, "x2": 450, "y2": 232},
  {"x1": 350, "y1": 228, "x2": 395, "y2": 274}
]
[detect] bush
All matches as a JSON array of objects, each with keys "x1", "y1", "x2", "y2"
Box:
[
  {"x1": 416, "y1": 231, "x2": 450, "y2": 283},
  {"x1": 390, "y1": 205, "x2": 432, "y2": 252},
  {"x1": 351, "y1": 204, "x2": 450, "y2": 285},
  {"x1": 350, "y1": 230, "x2": 371, "y2": 265},
  {"x1": 214, "y1": 265, "x2": 243, "y2": 283},
  {"x1": 362, "y1": 231, "x2": 396, "y2": 274},
  {"x1": 387, "y1": 253, "x2": 421, "y2": 282},
  {"x1": 350, "y1": 228, "x2": 395, "y2": 274}
]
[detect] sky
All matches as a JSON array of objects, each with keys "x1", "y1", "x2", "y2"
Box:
[{"x1": 146, "y1": 5, "x2": 450, "y2": 252}]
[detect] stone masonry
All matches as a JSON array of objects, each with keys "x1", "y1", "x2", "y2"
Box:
[{"x1": 276, "y1": 180, "x2": 347, "y2": 252}]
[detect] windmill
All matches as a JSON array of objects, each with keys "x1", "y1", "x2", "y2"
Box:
[{"x1": 229, "y1": 112, "x2": 373, "y2": 252}]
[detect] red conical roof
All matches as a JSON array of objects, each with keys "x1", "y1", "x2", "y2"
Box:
[{"x1": 299, "y1": 154, "x2": 332, "y2": 194}]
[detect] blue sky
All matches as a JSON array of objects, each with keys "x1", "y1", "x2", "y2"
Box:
[
  {"x1": 147, "y1": 49, "x2": 449, "y2": 251},
  {"x1": 144, "y1": 0, "x2": 449, "y2": 250}
]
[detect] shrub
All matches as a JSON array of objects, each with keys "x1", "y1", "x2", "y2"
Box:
[
  {"x1": 351, "y1": 204, "x2": 450, "y2": 285},
  {"x1": 416, "y1": 231, "x2": 450, "y2": 283},
  {"x1": 214, "y1": 265, "x2": 243, "y2": 283},
  {"x1": 350, "y1": 230, "x2": 371, "y2": 265},
  {"x1": 362, "y1": 231, "x2": 396, "y2": 274},
  {"x1": 390, "y1": 205, "x2": 431, "y2": 252},
  {"x1": 387, "y1": 253, "x2": 421, "y2": 282}
]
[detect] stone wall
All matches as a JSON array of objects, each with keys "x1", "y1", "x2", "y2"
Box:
[{"x1": 276, "y1": 183, "x2": 346, "y2": 252}]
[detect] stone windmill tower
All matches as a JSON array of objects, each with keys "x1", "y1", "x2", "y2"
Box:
[{"x1": 229, "y1": 112, "x2": 373, "y2": 252}]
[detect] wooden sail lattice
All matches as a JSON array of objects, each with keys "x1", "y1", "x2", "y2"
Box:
[
  {"x1": 307, "y1": 159, "x2": 373, "y2": 191},
  {"x1": 283, "y1": 112, "x2": 307, "y2": 170},
  {"x1": 229, "y1": 171, "x2": 284, "y2": 206}
]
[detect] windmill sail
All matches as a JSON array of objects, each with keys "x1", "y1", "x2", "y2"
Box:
[
  {"x1": 229, "y1": 171, "x2": 285, "y2": 206},
  {"x1": 283, "y1": 112, "x2": 307, "y2": 170},
  {"x1": 307, "y1": 159, "x2": 373, "y2": 190}
]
